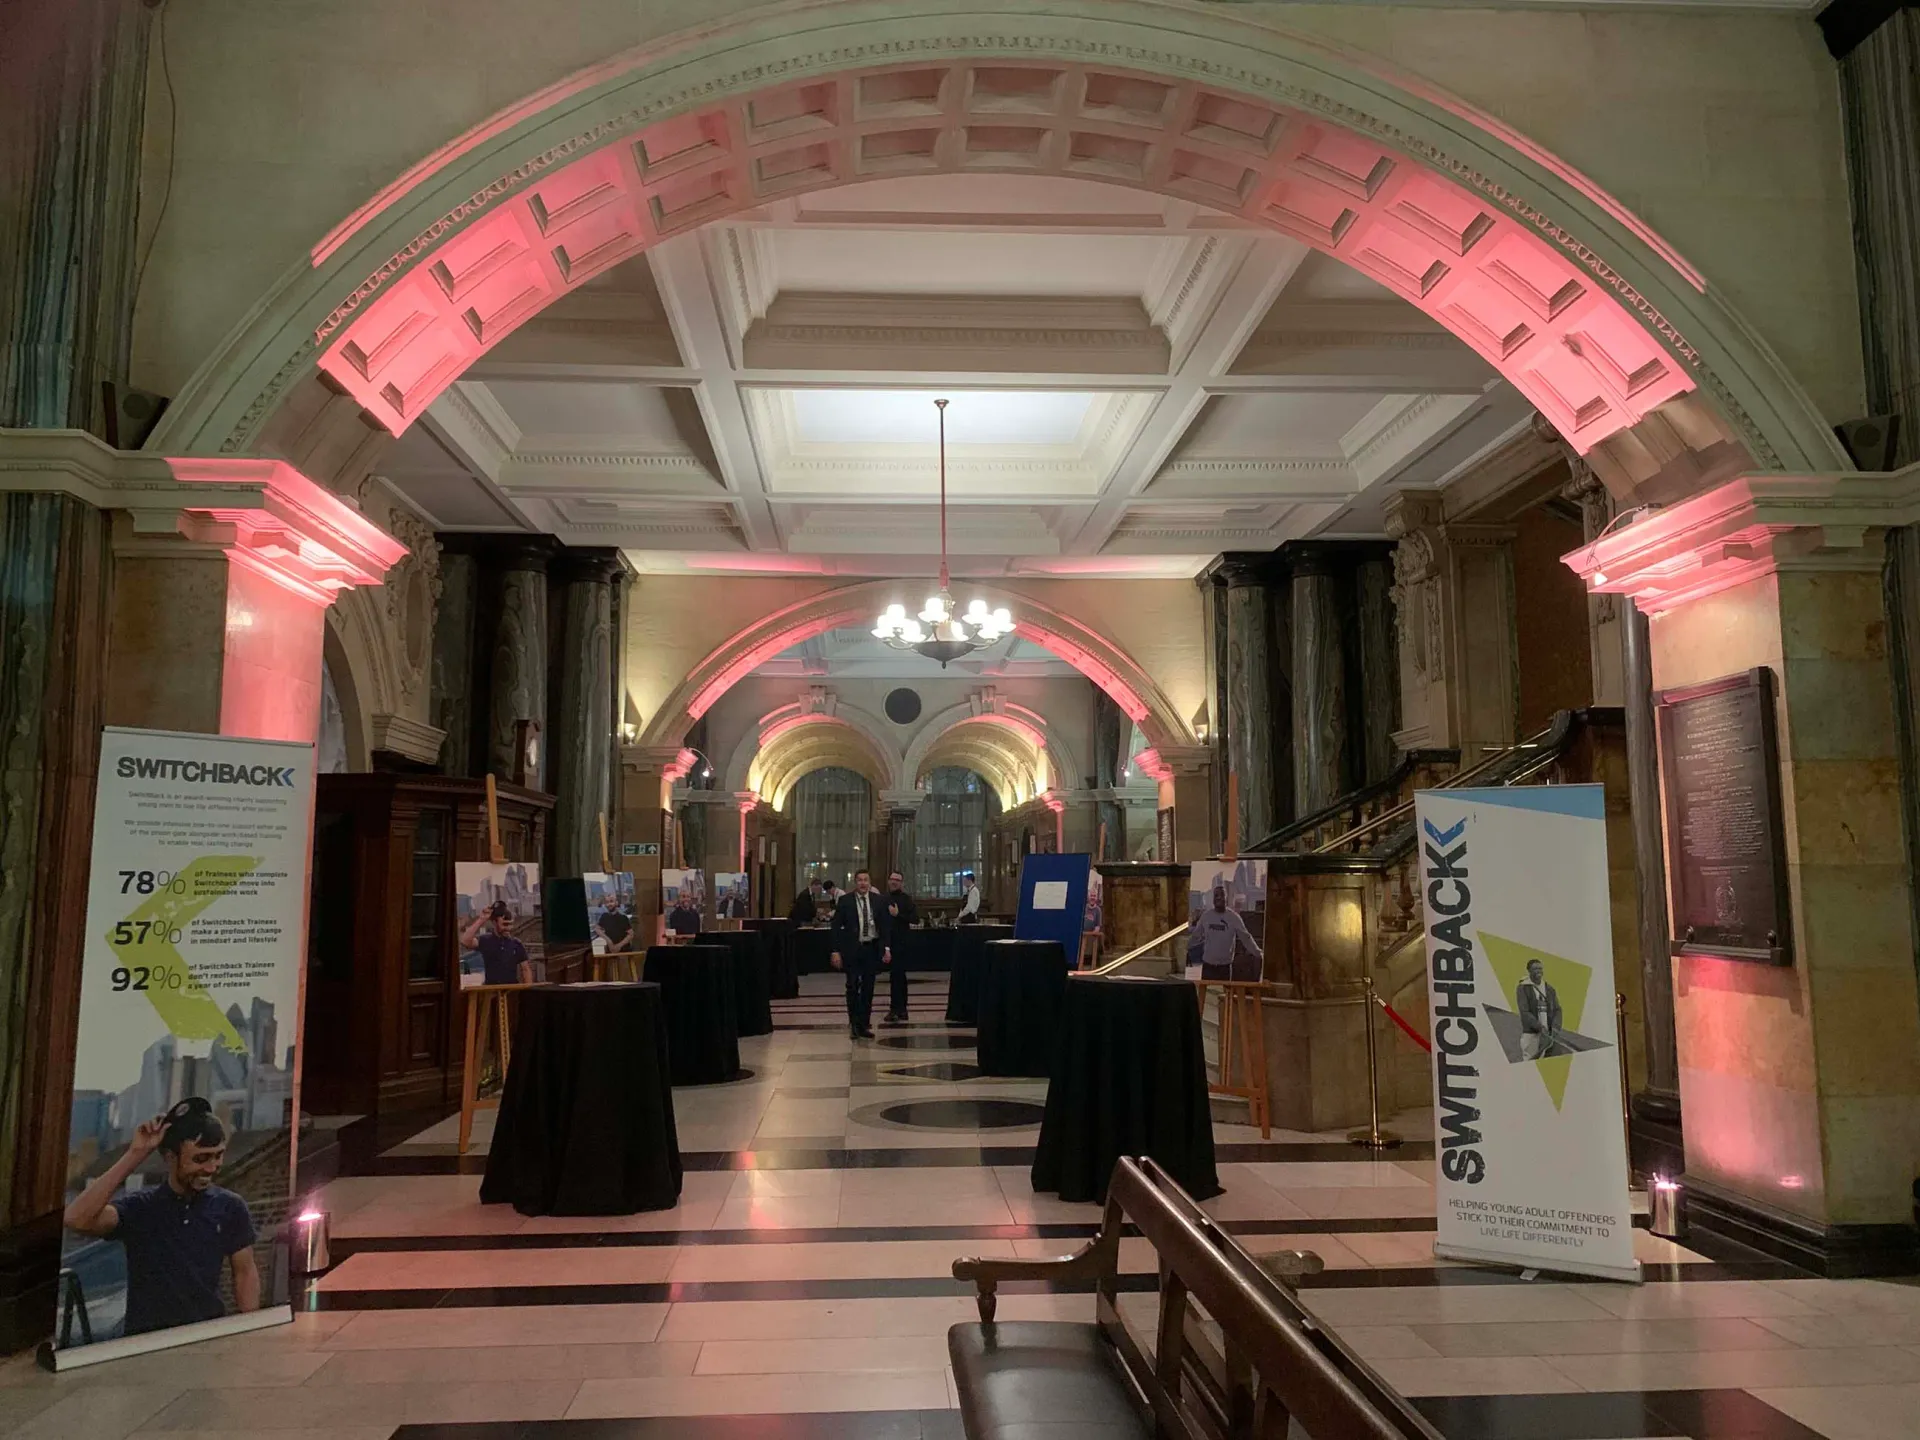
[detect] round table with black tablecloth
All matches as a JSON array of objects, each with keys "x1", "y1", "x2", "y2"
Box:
[
  {"x1": 742, "y1": 918, "x2": 799, "y2": 998},
  {"x1": 642, "y1": 944, "x2": 742, "y2": 1084},
  {"x1": 942, "y1": 923, "x2": 1017, "y2": 1025},
  {"x1": 697, "y1": 931, "x2": 774, "y2": 1037},
  {"x1": 791, "y1": 926, "x2": 836, "y2": 975},
  {"x1": 478, "y1": 983, "x2": 683, "y2": 1215},
  {"x1": 975, "y1": 938, "x2": 1070, "y2": 1077},
  {"x1": 1030, "y1": 974, "x2": 1220, "y2": 1204}
]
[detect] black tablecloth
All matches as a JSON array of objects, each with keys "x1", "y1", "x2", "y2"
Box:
[
  {"x1": 1031, "y1": 975, "x2": 1220, "y2": 1203},
  {"x1": 698, "y1": 931, "x2": 774, "y2": 1037},
  {"x1": 943, "y1": 924, "x2": 1017, "y2": 1024},
  {"x1": 478, "y1": 983, "x2": 682, "y2": 1214},
  {"x1": 642, "y1": 944, "x2": 741, "y2": 1084},
  {"x1": 791, "y1": 926, "x2": 836, "y2": 975},
  {"x1": 742, "y1": 919, "x2": 799, "y2": 999},
  {"x1": 975, "y1": 939, "x2": 1069, "y2": 1077}
]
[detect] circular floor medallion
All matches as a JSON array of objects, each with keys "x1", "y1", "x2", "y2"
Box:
[
  {"x1": 883, "y1": 1061, "x2": 984, "y2": 1082},
  {"x1": 870, "y1": 1098, "x2": 1046, "y2": 1130}
]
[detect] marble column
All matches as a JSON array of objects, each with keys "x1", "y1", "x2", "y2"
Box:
[
  {"x1": 0, "y1": 0, "x2": 150, "y2": 432},
  {"x1": 1355, "y1": 554, "x2": 1400, "y2": 785},
  {"x1": 550, "y1": 550, "x2": 625, "y2": 876},
  {"x1": 1291, "y1": 556, "x2": 1350, "y2": 815},
  {"x1": 486, "y1": 542, "x2": 552, "y2": 787},
  {"x1": 0, "y1": 492, "x2": 107, "y2": 1347},
  {"x1": 1206, "y1": 555, "x2": 1285, "y2": 848},
  {"x1": 430, "y1": 551, "x2": 478, "y2": 776},
  {"x1": 1622, "y1": 596, "x2": 1681, "y2": 1118}
]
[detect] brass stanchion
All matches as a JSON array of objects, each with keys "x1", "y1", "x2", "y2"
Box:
[
  {"x1": 1348, "y1": 975, "x2": 1402, "y2": 1150},
  {"x1": 1615, "y1": 992, "x2": 1634, "y2": 1178}
]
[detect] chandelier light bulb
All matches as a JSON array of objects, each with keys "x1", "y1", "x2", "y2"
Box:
[{"x1": 870, "y1": 399, "x2": 1016, "y2": 664}]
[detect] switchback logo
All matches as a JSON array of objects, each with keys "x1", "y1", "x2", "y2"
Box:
[{"x1": 1478, "y1": 932, "x2": 1612, "y2": 1110}]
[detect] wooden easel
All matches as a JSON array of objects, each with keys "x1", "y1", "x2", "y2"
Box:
[
  {"x1": 458, "y1": 982, "x2": 534, "y2": 1152},
  {"x1": 1193, "y1": 979, "x2": 1272, "y2": 1139},
  {"x1": 458, "y1": 777, "x2": 521, "y2": 1153}
]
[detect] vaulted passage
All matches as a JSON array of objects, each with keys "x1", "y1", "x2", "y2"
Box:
[{"x1": 4, "y1": 1, "x2": 1918, "y2": 1434}]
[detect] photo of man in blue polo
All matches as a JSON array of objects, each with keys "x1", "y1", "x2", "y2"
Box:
[{"x1": 62, "y1": 1097, "x2": 260, "y2": 1337}]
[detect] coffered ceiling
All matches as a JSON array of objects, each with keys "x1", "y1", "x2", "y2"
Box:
[{"x1": 380, "y1": 171, "x2": 1539, "y2": 577}]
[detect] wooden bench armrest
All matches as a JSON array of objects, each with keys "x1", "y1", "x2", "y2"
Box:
[{"x1": 952, "y1": 1214, "x2": 1122, "y2": 1322}]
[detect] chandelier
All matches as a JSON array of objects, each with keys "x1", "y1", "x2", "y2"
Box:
[{"x1": 872, "y1": 398, "x2": 1015, "y2": 666}]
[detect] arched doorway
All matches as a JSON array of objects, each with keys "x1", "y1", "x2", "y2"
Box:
[{"x1": 151, "y1": 0, "x2": 1843, "y2": 486}]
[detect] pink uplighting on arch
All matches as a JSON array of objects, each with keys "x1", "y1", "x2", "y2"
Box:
[
  {"x1": 316, "y1": 57, "x2": 1697, "y2": 454},
  {"x1": 678, "y1": 587, "x2": 1161, "y2": 744}
]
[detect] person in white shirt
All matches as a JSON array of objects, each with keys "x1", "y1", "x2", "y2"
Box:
[
  {"x1": 957, "y1": 873, "x2": 983, "y2": 925},
  {"x1": 1188, "y1": 884, "x2": 1263, "y2": 980}
]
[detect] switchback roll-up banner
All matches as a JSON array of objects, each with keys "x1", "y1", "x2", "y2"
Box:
[
  {"x1": 58, "y1": 728, "x2": 313, "y2": 1365},
  {"x1": 1413, "y1": 785, "x2": 1640, "y2": 1283}
]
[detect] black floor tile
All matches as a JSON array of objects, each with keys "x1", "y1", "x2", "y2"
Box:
[
  {"x1": 394, "y1": 1412, "x2": 958, "y2": 1439},
  {"x1": 1411, "y1": 1389, "x2": 1830, "y2": 1440},
  {"x1": 310, "y1": 1273, "x2": 1160, "y2": 1310}
]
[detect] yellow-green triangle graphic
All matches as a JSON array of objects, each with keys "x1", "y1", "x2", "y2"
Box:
[
  {"x1": 109, "y1": 856, "x2": 257, "y2": 1055},
  {"x1": 1479, "y1": 930, "x2": 1593, "y2": 1111}
]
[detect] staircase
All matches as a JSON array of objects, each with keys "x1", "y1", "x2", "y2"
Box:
[{"x1": 1237, "y1": 709, "x2": 1624, "y2": 1131}]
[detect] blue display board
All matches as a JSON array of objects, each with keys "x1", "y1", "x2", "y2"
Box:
[{"x1": 1014, "y1": 853, "x2": 1093, "y2": 959}]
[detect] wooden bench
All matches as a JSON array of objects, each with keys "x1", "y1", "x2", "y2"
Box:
[{"x1": 949, "y1": 1156, "x2": 1442, "y2": 1440}]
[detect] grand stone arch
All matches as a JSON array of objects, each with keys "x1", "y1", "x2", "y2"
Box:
[
  {"x1": 639, "y1": 578, "x2": 1192, "y2": 753},
  {"x1": 149, "y1": 0, "x2": 1846, "y2": 496}
]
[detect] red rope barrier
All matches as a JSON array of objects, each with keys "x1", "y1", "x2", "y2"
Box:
[{"x1": 1375, "y1": 995, "x2": 1432, "y2": 1052}]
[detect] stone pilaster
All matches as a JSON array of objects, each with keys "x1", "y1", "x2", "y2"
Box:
[
  {"x1": 550, "y1": 550, "x2": 626, "y2": 876},
  {"x1": 1385, "y1": 490, "x2": 1518, "y2": 758},
  {"x1": 1133, "y1": 744, "x2": 1213, "y2": 863},
  {"x1": 1566, "y1": 467, "x2": 1920, "y2": 1264}
]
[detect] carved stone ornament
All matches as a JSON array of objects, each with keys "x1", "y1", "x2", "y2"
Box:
[{"x1": 381, "y1": 501, "x2": 443, "y2": 701}]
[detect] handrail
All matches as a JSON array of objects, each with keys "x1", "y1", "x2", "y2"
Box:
[
  {"x1": 1086, "y1": 920, "x2": 1188, "y2": 975},
  {"x1": 1311, "y1": 713, "x2": 1573, "y2": 855},
  {"x1": 1243, "y1": 747, "x2": 1457, "y2": 854}
]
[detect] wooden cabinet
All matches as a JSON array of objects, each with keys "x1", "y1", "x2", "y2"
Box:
[{"x1": 302, "y1": 776, "x2": 552, "y2": 1115}]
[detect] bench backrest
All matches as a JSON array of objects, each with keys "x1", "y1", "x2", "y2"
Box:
[{"x1": 1097, "y1": 1157, "x2": 1442, "y2": 1440}]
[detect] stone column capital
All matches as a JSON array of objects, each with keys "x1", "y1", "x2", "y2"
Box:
[
  {"x1": 623, "y1": 743, "x2": 699, "y2": 781},
  {"x1": 1564, "y1": 466, "x2": 1920, "y2": 615},
  {"x1": 1202, "y1": 551, "x2": 1285, "y2": 588},
  {"x1": 552, "y1": 547, "x2": 633, "y2": 585},
  {"x1": 1132, "y1": 744, "x2": 1211, "y2": 781},
  {"x1": 0, "y1": 432, "x2": 408, "y2": 603}
]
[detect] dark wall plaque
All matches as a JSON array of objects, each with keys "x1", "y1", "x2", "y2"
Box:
[
  {"x1": 1654, "y1": 667, "x2": 1792, "y2": 965},
  {"x1": 1157, "y1": 806, "x2": 1176, "y2": 861}
]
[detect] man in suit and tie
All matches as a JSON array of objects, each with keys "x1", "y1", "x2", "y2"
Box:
[
  {"x1": 1516, "y1": 957, "x2": 1563, "y2": 1060},
  {"x1": 830, "y1": 868, "x2": 893, "y2": 1039}
]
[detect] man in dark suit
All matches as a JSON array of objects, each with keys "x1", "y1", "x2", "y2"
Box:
[
  {"x1": 829, "y1": 869, "x2": 893, "y2": 1038},
  {"x1": 880, "y1": 870, "x2": 919, "y2": 1026}
]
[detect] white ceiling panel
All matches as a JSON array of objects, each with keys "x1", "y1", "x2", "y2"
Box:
[{"x1": 789, "y1": 389, "x2": 1097, "y2": 447}]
